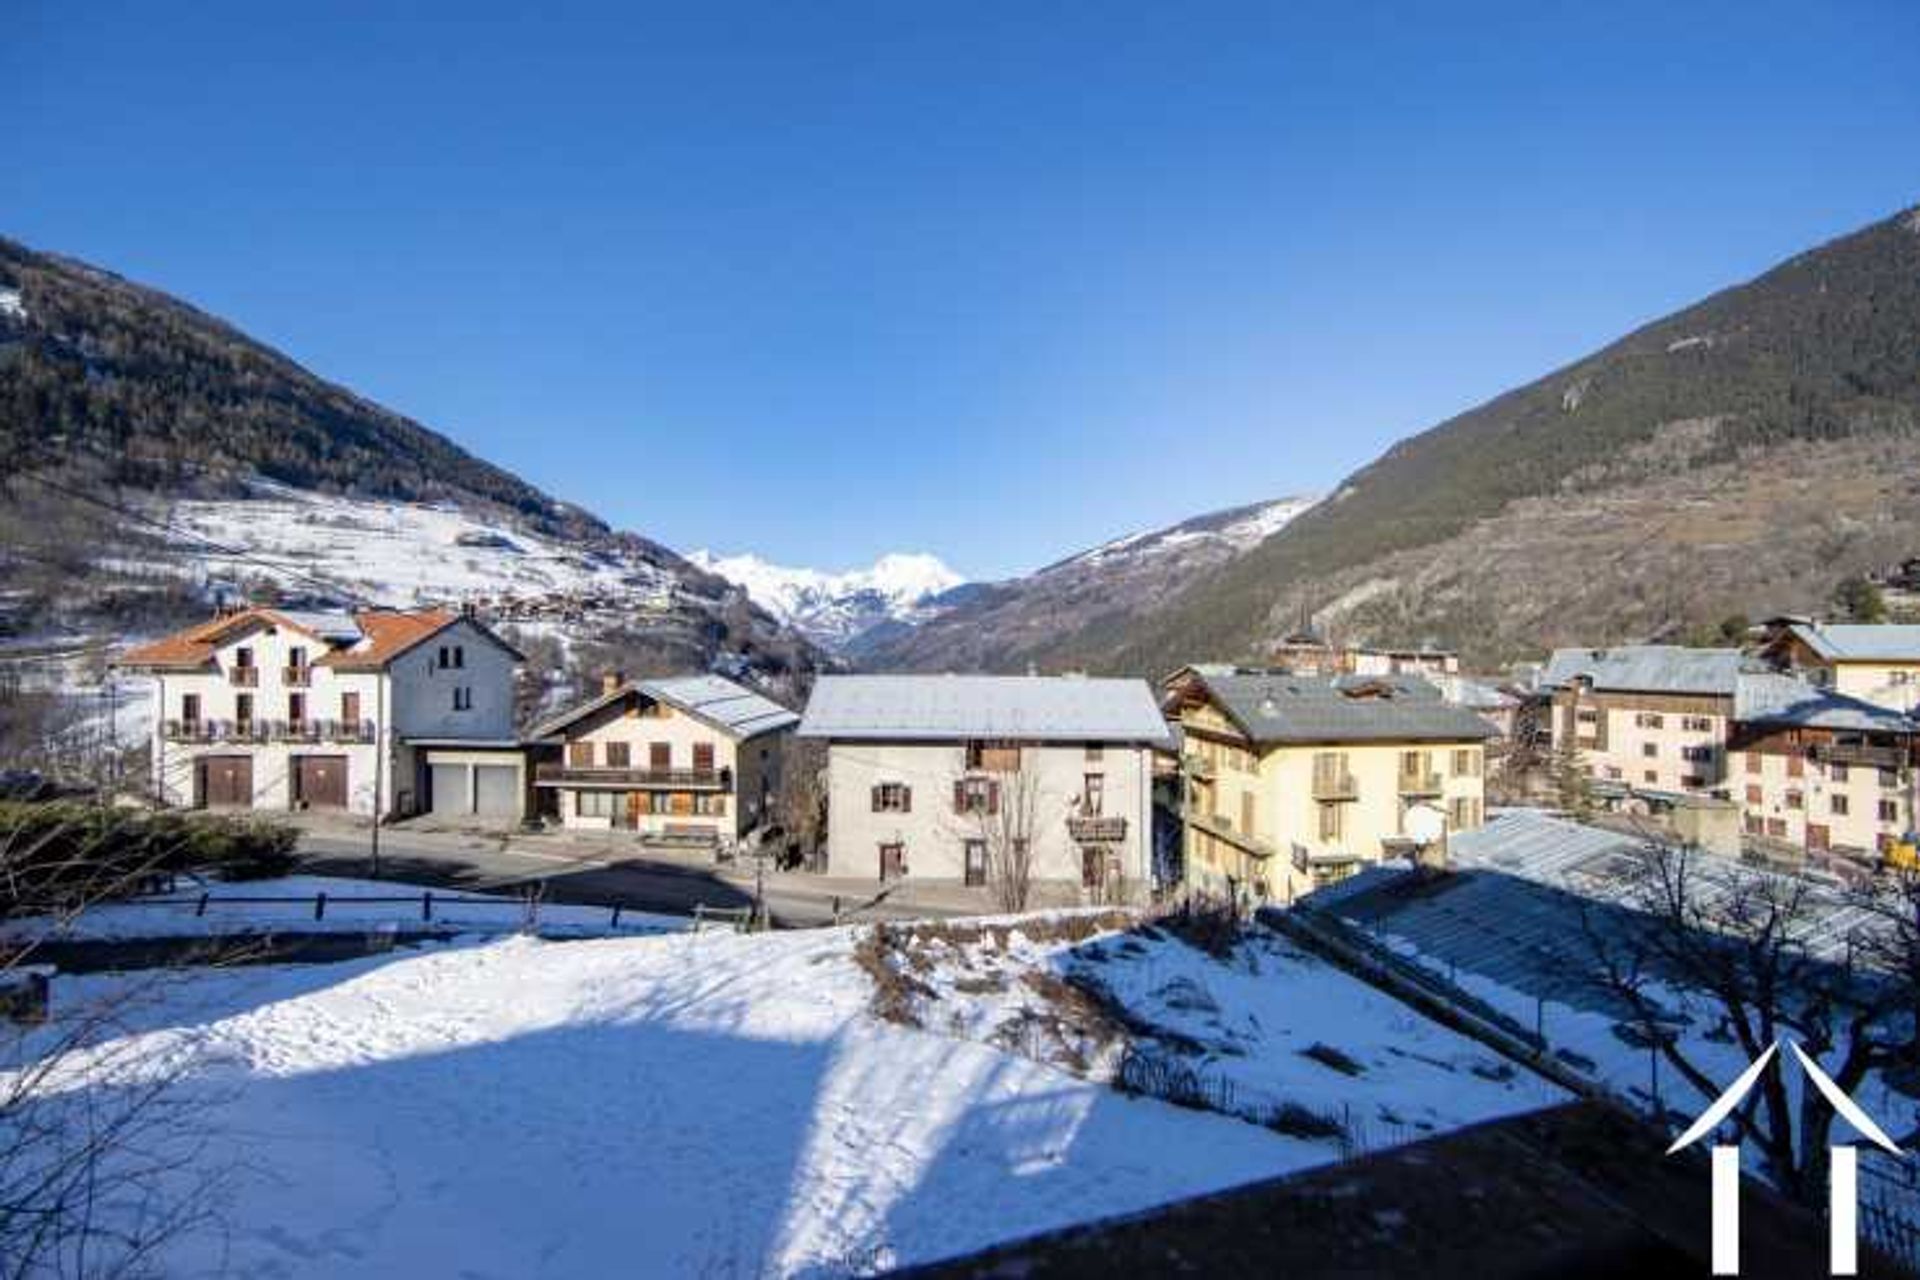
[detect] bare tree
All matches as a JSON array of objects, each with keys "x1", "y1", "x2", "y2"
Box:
[
  {"x1": 956, "y1": 759, "x2": 1047, "y2": 914},
  {"x1": 770, "y1": 738, "x2": 828, "y2": 872},
  {"x1": 1579, "y1": 840, "x2": 1920, "y2": 1208},
  {"x1": 1, "y1": 804, "x2": 249, "y2": 1277}
]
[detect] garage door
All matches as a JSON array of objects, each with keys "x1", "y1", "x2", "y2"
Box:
[
  {"x1": 201, "y1": 756, "x2": 254, "y2": 809},
  {"x1": 431, "y1": 763, "x2": 470, "y2": 817},
  {"x1": 473, "y1": 765, "x2": 519, "y2": 818},
  {"x1": 294, "y1": 755, "x2": 349, "y2": 809}
]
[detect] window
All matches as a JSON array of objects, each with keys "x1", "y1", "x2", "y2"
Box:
[
  {"x1": 1787, "y1": 755, "x2": 1804, "y2": 778},
  {"x1": 879, "y1": 842, "x2": 905, "y2": 881},
  {"x1": 1881, "y1": 800, "x2": 1900, "y2": 823},
  {"x1": 453, "y1": 645, "x2": 465, "y2": 669},
  {"x1": 650, "y1": 742, "x2": 671, "y2": 769},
  {"x1": 1605, "y1": 766, "x2": 1622, "y2": 781},
  {"x1": 236, "y1": 693, "x2": 254, "y2": 724},
  {"x1": 1644, "y1": 770, "x2": 1658, "y2": 785},
  {"x1": 1318, "y1": 801, "x2": 1343, "y2": 843},
  {"x1": 1683, "y1": 716, "x2": 1713, "y2": 733},
  {"x1": 1745, "y1": 814, "x2": 1763, "y2": 835},
  {"x1": 234, "y1": 646, "x2": 254, "y2": 669},
  {"x1": 1746, "y1": 752, "x2": 1761, "y2": 775},
  {"x1": 1084, "y1": 773, "x2": 1105, "y2": 815},
  {"x1": 1451, "y1": 748, "x2": 1473, "y2": 776},
  {"x1": 452, "y1": 687, "x2": 472, "y2": 711},
  {"x1": 1239, "y1": 790, "x2": 1255, "y2": 836},
  {"x1": 1832, "y1": 762, "x2": 1850, "y2": 784},
  {"x1": 966, "y1": 740, "x2": 1020, "y2": 772},
  {"x1": 1635, "y1": 712, "x2": 1665, "y2": 729},
  {"x1": 1450, "y1": 797, "x2": 1471, "y2": 828},
  {"x1": 1085, "y1": 743, "x2": 1103, "y2": 763},
  {"x1": 568, "y1": 741, "x2": 594, "y2": 767},
  {"x1": 1832, "y1": 794, "x2": 1850, "y2": 817},
  {"x1": 693, "y1": 742, "x2": 715, "y2": 772},
  {"x1": 605, "y1": 742, "x2": 631, "y2": 769},
  {"x1": 692, "y1": 793, "x2": 727, "y2": 816},
  {"x1": 964, "y1": 840, "x2": 986, "y2": 886},
  {"x1": 1576, "y1": 709, "x2": 1600, "y2": 724},
  {"x1": 872, "y1": 783, "x2": 911, "y2": 813},
  {"x1": 1766, "y1": 818, "x2": 1787, "y2": 838},
  {"x1": 1681, "y1": 745, "x2": 1712, "y2": 762},
  {"x1": 288, "y1": 693, "x2": 306, "y2": 724},
  {"x1": 288, "y1": 645, "x2": 306, "y2": 670},
  {"x1": 1785, "y1": 791, "x2": 1804, "y2": 811},
  {"x1": 1745, "y1": 784, "x2": 1763, "y2": 805},
  {"x1": 1881, "y1": 768, "x2": 1900, "y2": 789},
  {"x1": 1080, "y1": 847, "x2": 1106, "y2": 889},
  {"x1": 341, "y1": 691, "x2": 360, "y2": 724},
  {"x1": 437, "y1": 646, "x2": 450, "y2": 669},
  {"x1": 955, "y1": 777, "x2": 997, "y2": 814},
  {"x1": 576, "y1": 790, "x2": 618, "y2": 818},
  {"x1": 181, "y1": 693, "x2": 201, "y2": 723}
]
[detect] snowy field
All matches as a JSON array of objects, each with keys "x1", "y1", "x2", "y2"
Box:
[
  {"x1": 4, "y1": 875, "x2": 684, "y2": 944},
  {"x1": 6, "y1": 915, "x2": 1569, "y2": 1277}
]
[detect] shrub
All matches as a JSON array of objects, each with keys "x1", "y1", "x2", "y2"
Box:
[{"x1": 0, "y1": 801, "x2": 299, "y2": 914}]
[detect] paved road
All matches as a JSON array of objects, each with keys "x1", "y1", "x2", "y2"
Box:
[{"x1": 293, "y1": 824, "x2": 952, "y2": 929}]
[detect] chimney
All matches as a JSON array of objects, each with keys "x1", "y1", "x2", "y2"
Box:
[{"x1": 602, "y1": 671, "x2": 624, "y2": 696}]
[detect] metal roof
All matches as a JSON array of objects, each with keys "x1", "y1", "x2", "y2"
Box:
[
  {"x1": 1538, "y1": 646, "x2": 1748, "y2": 696},
  {"x1": 796, "y1": 674, "x2": 1174, "y2": 745},
  {"x1": 1734, "y1": 672, "x2": 1918, "y2": 733},
  {"x1": 1192, "y1": 671, "x2": 1495, "y2": 745},
  {"x1": 528, "y1": 673, "x2": 798, "y2": 742},
  {"x1": 275, "y1": 610, "x2": 364, "y2": 643},
  {"x1": 1790, "y1": 623, "x2": 1920, "y2": 664}
]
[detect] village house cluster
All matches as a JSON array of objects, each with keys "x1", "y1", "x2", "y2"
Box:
[{"x1": 115, "y1": 605, "x2": 1920, "y2": 907}]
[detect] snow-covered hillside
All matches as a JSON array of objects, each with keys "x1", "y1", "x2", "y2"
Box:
[
  {"x1": 689, "y1": 549, "x2": 963, "y2": 651},
  {"x1": 1049, "y1": 495, "x2": 1317, "y2": 575}
]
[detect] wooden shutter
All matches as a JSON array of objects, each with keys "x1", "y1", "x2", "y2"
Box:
[
  {"x1": 901, "y1": 786, "x2": 911, "y2": 813},
  {"x1": 987, "y1": 781, "x2": 1001, "y2": 815},
  {"x1": 650, "y1": 742, "x2": 671, "y2": 769},
  {"x1": 953, "y1": 780, "x2": 967, "y2": 813},
  {"x1": 871, "y1": 785, "x2": 883, "y2": 812},
  {"x1": 693, "y1": 742, "x2": 715, "y2": 771},
  {"x1": 569, "y1": 741, "x2": 593, "y2": 767}
]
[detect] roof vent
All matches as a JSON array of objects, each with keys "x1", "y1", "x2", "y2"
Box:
[{"x1": 1259, "y1": 696, "x2": 1279, "y2": 716}]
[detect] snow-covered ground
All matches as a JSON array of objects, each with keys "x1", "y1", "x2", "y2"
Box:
[
  {"x1": 1057, "y1": 495, "x2": 1317, "y2": 572},
  {"x1": 161, "y1": 483, "x2": 679, "y2": 609},
  {"x1": 4, "y1": 875, "x2": 683, "y2": 944},
  {"x1": 10, "y1": 923, "x2": 1365, "y2": 1278},
  {"x1": 689, "y1": 550, "x2": 963, "y2": 650}
]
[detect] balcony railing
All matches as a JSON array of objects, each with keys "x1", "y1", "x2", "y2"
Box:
[
  {"x1": 162, "y1": 718, "x2": 375, "y2": 744},
  {"x1": 1067, "y1": 814, "x2": 1128, "y2": 843},
  {"x1": 1185, "y1": 810, "x2": 1277, "y2": 860},
  {"x1": 1397, "y1": 771, "x2": 1443, "y2": 796},
  {"x1": 535, "y1": 763, "x2": 732, "y2": 790},
  {"x1": 283, "y1": 666, "x2": 312, "y2": 687},
  {"x1": 1810, "y1": 743, "x2": 1908, "y2": 771},
  {"x1": 226, "y1": 666, "x2": 259, "y2": 687},
  {"x1": 1312, "y1": 771, "x2": 1358, "y2": 801}
]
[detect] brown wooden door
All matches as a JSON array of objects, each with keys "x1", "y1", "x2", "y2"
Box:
[
  {"x1": 202, "y1": 756, "x2": 254, "y2": 808},
  {"x1": 879, "y1": 843, "x2": 904, "y2": 880},
  {"x1": 294, "y1": 755, "x2": 348, "y2": 809},
  {"x1": 1808, "y1": 823, "x2": 1831, "y2": 851},
  {"x1": 625, "y1": 792, "x2": 644, "y2": 829}
]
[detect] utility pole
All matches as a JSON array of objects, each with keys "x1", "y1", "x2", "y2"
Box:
[{"x1": 372, "y1": 677, "x2": 384, "y2": 879}]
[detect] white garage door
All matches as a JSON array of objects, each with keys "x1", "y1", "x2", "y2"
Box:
[
  {"x1": 431, "y1": 763, "x2": 470, "y2": 817},
  {"x1": 473, "y1": 765, "x2": 519, "y2": 818}
]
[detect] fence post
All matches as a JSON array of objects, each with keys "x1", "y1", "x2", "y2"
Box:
[
  {"x1": 611, "y1": 904, "x2": 623, "y2": 929},
  {"x1": 196, "y1": 892, "x2": 210, "y2": 917},
  {"x1": 314, "y1": 892, "x2": 327, "y2": 922},
  {"x1": 423, "y1": 891, "x2": 433, "y2": 922}
]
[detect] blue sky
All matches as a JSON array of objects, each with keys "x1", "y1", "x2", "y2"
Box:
[{"x1": 7, "y1": 2, "x2": 1918, "y2": 580}]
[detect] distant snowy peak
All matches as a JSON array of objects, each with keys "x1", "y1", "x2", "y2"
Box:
[
  {"x1": 688, "y1": 549, "x2": 965, "y2": 649},
  {"x1": 1049, "y1": 495, "x2": 1317, "y2": 575}
]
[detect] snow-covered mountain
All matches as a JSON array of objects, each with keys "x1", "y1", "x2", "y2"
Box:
[
  {"x1": 1042, "y1": 497, "x2": 1318, "y2": 575},
  {"x1": 688, "y1": 550, "x2": 964, "y2": 651}
]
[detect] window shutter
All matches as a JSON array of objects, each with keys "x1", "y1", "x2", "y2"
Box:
[
  {"x1": 902, "y1": 786, "x2": 912, "y2": 813},
  {"x1": 870, "y1": 785, "x2": 882, "y2": 813},
  {"x1": 987, "y1": 781, "x2": 1001, "y2": 815},
  {"x1": 953, "y1": 780, "x2": 967, "y2": 813}
]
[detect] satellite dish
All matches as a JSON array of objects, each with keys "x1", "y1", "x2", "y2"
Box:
[{"x1": 1404, "y1": 803, "x2": 1446, "y2": 846}]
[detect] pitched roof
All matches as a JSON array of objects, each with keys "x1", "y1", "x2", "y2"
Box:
[
  {"x1": 797, "y1": 675, "x2": 1174, "y2": 745},
  {"x1": 1538, "y1": 645, "x2": 1747, "y2": 696},
  {"x1": 1734, "y1": 672, "x2": 1918, "y2": 733},
  {"x1": 1186, "y1": 671, "x2": 1495, "y2": 746},
  {"x1": 1788, "y1": 623, "x2": 1920, "y2": 664},
  {"x1": 119, "y1": 606, "x2": 520, "y2": 673},
  {"x1": 528, "y1": 673, "x2": 798, "y2": 742},
  {"x1": 317, "y1": 609, "x2": 461, "y2": 670}
]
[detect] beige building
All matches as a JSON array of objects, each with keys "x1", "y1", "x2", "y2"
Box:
[
  {"x1": 796, "y1": 675, "x2": 1171, "y2": 904},
  {"x1": 1758, "y1": 622, "x2": 1920, "y2": 714},
  {"x1": 528, "y1": 674, "x2": 797, "y2": 846},
  {"x1": 1163, "y1": 667, "x2": 1494, "y2": 903},
  {"x1": 119, "y1": 605, "x2": 527, "y2": 820},
  {"x1": 1730, "y1": 672, "x2": 1917, "y2": 860},
  {"x1": 1539, "y1": 647, "x2": 1746, "y2": 800}
]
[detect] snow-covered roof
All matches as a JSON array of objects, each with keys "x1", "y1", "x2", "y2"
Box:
[
  {"x1": 1538, "y1": 645, "x2": 1748, "y2": 696},
  {"x1": 1788, "y1": 624, "x2": 1920, "y2": 664},
  {"x1": 797, "y1": 675, "x2": 1174, "y2": 746},
  {"x1": 1184, "y1": 671, "x2": 1495, "y2": 745},
  {"x1": 1734, "y1": 672, "x2": 1918, "y2": 733},
  {"x1": 275, "y1": 610, "x2": 364, "y2": 643},
  {"x1": 528, "y1": 673, "x2": 797, "y2": 742}
]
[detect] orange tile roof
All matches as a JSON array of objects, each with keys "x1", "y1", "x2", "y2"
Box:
[
  {"x1": 118, "y1": 608, "x2": 283, "y2": 669},
  {"x1": 316, "y1": 609, "x2": 460, "y2": 670}
]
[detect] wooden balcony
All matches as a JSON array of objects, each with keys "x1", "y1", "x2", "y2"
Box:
[
  {"x1": 1312, "y1": 771, "x2": 1358, "y2": 801},
  {"x1": 283, "y1": 666, "x2": 312, "y2": 687},
  {"x1": 1067, "y1": 814, "x2": 1128, "y2": 843},
  {"x1": 1185, "y1": 810, "x2": 1277, "y2": 860},
  {"x1": 162, "y1": 718, "x2": 374, "y2": 744},
  {"x1": 226, "y1": 666, "x2": 259, "y2": 687},
  {"x1": 1811, "y1": 743, "x2": 1907, "y2": 771},
  {"x1": 1398, "y1": 772, "x2": 1443, "y2": 797},
  {"x1": 535, "y1": 763, "x2": 731, "y2": 790}
]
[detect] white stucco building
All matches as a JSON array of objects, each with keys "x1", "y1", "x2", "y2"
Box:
[
  {"x1": 119, "y1": 605, "x2": 526, "y2": 820},
  {"x1": 797, "y1": 675, "x2": 1174, "y2": 905}
]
